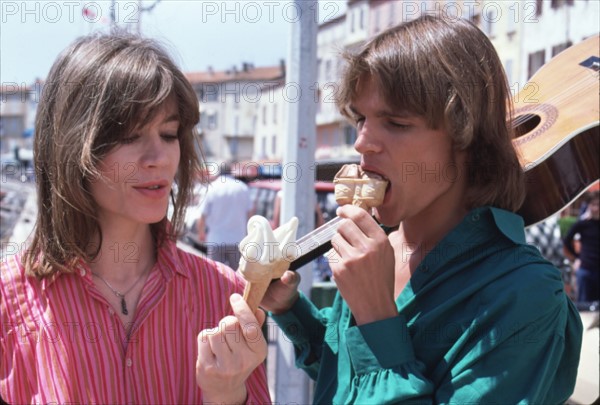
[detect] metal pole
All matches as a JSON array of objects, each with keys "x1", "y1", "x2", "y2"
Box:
[
  {"x1": 275, "y1": 0, "x2": 318, "y2": 403},
  {"x1": 110, "y1": 0, "x2": 117, "y2": 31}
]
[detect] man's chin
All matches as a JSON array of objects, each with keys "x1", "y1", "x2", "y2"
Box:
[{"x1": 374, "y1": 208, "x2": 399, "y2": 228}]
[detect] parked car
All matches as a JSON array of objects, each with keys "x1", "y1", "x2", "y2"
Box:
[{"x1": 248, "y1": 179, "x2": 338, "y2": 227}]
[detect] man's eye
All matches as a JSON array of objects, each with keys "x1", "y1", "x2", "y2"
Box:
[{"x1": 389, "y1": 121, "x2": 409, "y2": 128}]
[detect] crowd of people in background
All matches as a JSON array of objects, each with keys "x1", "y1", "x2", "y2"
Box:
[{"x1": 525, "y1": 189, "x2": 600, "y2": 307}]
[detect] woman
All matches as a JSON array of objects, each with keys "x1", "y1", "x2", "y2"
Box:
[{"x1": 1, "y1": 31, "x2": 269, "y2": 404}]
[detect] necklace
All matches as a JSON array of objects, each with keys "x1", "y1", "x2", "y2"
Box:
[{"x1": 92, "y1": 268, "x2": 150, "y2": 315}]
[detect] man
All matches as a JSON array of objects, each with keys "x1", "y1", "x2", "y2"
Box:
[
  {"x1": 563, "y1": 190, "x2": 600, "y2": 304},
  {"x1": 197, "y1": 163, "x2": 254, "y2": 267},
  {"x1": 261, "y1": 15, "x2": 582, "y2": 403}
]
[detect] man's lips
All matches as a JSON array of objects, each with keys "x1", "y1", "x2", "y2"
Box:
[{"x1": 360, "y1": 165, "x2": 388, "y2": 182}]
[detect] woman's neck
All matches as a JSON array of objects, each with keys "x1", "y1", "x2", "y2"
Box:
[{"x1": 89, "y1": 223, "x2": 156, "y2": 283}]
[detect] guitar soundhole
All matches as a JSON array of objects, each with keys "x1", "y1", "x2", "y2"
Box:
[{"x1": 513, "y1": 114, "x2": 542, "y2": 138}]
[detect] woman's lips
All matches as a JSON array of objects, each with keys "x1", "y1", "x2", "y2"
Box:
[{"x1": 133, "y1": 181, "x2": 170, "y2": 199}]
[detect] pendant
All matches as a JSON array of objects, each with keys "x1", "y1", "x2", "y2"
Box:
[{"x1": 121, "y1": 297, "x2": 128, "y2": 315}]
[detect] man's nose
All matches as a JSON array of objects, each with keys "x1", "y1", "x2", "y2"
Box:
[{"x1": 354, "y1": 121, "x2": 382, "y2": 154}]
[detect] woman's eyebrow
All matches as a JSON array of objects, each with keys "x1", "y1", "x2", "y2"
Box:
[{"x1": 163, "y1": 113, "x2": 180, "y2": 123}]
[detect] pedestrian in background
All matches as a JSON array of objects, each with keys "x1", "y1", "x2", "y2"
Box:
[
  {"x1": 0, "y1": 31, "x2": 270, "y2": 404},
  {"x1": 563, "y1": 190, "x2": 600, "y2": 304},
  {"x1": 197, "y1": 162, "x2": 254, "y2": 268}
]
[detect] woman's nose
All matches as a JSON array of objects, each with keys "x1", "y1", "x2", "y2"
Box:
[{"x1": 141, "y1": 136, "x2": 169, "y2": 168}]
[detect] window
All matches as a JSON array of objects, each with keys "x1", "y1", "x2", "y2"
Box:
[
  {"x1": 344, "y1": 125, "x2": 357, "y2": 146},
  {"x1": 359, "y1": 8, "x2": 365, "y2": 30},
  {"x1": 528, "y1": 50, "x2": 546, "y2": 79},
  {"x1": 261, "y1": 136, "x2": 267, "y2": 158},
  {"x1": 552, "y1": 41, "x2": 572, "y2": 57},
  {"x1": 317, "y1": 58, "x2": 322, "y2": 81},
  {"x1": 207, "y1": 112, "x2": 218, "y2": 130},
  {"x1": 229, "y1": 137, "x2": 238, "y2": 160},
  {"x1": 202, "y1": 84, "x2": 219, "y2": 102},
  {"x1": 272, "y1": 104, "x2": 277, "y2": 124},
  {"x1": 0, "y1": 116, "x2": 24, "y2": 138},
  {"x1": 271, "y1": 134, "x2": 277, "y2": 155}
]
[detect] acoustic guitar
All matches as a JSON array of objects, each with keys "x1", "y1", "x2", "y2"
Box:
[
  {"x1": 514, "y1": 34, "x2": 599, "y2": 226},
  {"x1": 289, "y1": 35, "x2": 600, "y2": 269}
]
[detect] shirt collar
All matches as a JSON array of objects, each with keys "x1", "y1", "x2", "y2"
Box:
[
  {"x1": 488, "y1": 206, "x2": 526, "y2": 244},
  {"x1": 416, "y1": 206, "x2": 526, "y2": 274},
  {"x1": 156, "y1": 238, "x2": 191, "y2": 279}
]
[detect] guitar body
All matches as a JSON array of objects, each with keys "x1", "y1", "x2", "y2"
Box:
[{"x1": 513, "y1": 35, "x2": 599, "y2": 225}]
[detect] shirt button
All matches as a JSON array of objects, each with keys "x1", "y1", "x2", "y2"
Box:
[
  {"x1": 126, "y1": 358, "x2": 133, "y2": 367},
  {"x1": 80, "y1": 268, "x2": 86, "y2": 276},
  {"x1": 471, "y1": 214, "x2": 480, "y2": 222},
  {"x1": 108, "y1": 308, "x2": 115, "y2": 315}
]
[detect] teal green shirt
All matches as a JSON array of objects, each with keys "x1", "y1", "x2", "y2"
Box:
[{"x1": 272, "y1": 207, "x2": 583, "y2": 404}]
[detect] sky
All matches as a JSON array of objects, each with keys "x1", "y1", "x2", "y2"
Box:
[{"x1": 1, "y1": 0, "x2": 346, "y2": 85}]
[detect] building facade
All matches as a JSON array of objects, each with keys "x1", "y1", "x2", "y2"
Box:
[
  {"x1": 3, "y1": 1, "x2": 598, "y2": 168},
  {"x1": 0, "y1": 81, "x2": 40, "y2": 160},
  {"x1": 186, "y1": 62, "x2": 285, "y2": 164}
]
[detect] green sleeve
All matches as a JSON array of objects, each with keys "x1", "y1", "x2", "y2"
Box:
[
  {"x1": 270, "y1": 292, "x2": 329, "y2": 379},
  {"x1": 344, "y1": 316, "x2": 434, "y2": 404}
]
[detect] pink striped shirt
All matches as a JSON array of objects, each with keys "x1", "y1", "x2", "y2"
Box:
[{"x1": 1, "y1": 240, "x2": 271, "y2": 404}]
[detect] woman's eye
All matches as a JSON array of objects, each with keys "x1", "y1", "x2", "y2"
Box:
[
  {"x1": 162, "y1": 134, "x2": 179, "y2": 142},
  {"x1": 120, "y1": 136, "x2": 139, "y2": 144}
]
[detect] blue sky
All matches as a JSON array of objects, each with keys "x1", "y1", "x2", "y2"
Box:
[{"x1": 1, "y1": 0, "x2": 346, "y2": 84}]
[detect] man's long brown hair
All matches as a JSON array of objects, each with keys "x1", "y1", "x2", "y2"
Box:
[
  {"x1": 337, "y1": 15, "x2": 525, "y2": 212},
  {"x1": 23, "y1": 31, "x2": 205, "y2": 277}
]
